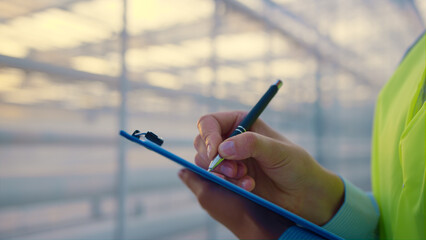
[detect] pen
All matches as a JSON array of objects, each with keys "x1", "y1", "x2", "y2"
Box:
[{"x1": 207, "y1": 80, "x2": 283, "y2": 172}]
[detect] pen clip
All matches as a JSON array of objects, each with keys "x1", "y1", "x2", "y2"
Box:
[{"x1": 132, "y1": 130, "x2": 164, "y2": 146}]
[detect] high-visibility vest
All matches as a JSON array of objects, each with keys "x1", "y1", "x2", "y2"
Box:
[{"x1": 372, "y1": 32, "x2": 425, "y2": 239}]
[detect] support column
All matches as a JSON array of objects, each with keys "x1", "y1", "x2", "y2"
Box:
[{"x1": 116, "y1": 0, "x2": 128, "y2": 239}]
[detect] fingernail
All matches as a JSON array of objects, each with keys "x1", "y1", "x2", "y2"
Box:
[
  {"x1": 219, "y1": 141, "x2": 236, "y2": 156},
  {"x1": 241, "y1": 178, "x2": 252, "y2": 190},
  {"x1": 219, "y1": 164, "x2": 233, "y2": 177}
]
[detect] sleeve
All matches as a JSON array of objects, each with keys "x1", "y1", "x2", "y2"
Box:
[
  {"x1": 279, "y1": 226, "x2": 324, "y2": 240},
  {"x1": 322, "y1": 178, "x2": 380, "y2": 239},
  {"x1": 279, "y1": 178, "x2": 380, "y2": 240}
]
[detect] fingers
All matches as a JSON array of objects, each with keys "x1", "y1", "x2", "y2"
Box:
[
  {"x1": 179, "y1": 167, "x2": 255, "y2": 194},
  {"x1": 194, "y1": 126, "x2": 249, "y2": 179},
  {"x1": 179, "y1": 169, "x2": 294, "y2": 239},
  {"x1": 194, "y1": 134, "x2": 209, "y2": 167},
  {"x1": 195, "y1": 111, "x2": 249, "y2": 179},
  {"x1": 209, "y1": 171, "x2": 255, "y2": 191},
  {"x1": 228, "y1": 175, "x2": 256, "y2": 191},
  {"x1": 197, "y1": 112, "x2": 246, "y2": 159},
  {"x1": 196, "y1": 115, "x2": 223, "y2": 160},
  {"x1": 178, "y1": 168, "x2": 238, "y2": 211},
  {"x1": 178, "y1": 168, "x2": 259, "y2": 237},
  {"x1": 216, "y1": 161, "x2": 238, "y2": 178},
  {"x1": 194, "y1": 154, "x2": 248, "y2": 179},
  {"x1": 194, "y1": 112, "x2": 288, "y2": 192}
]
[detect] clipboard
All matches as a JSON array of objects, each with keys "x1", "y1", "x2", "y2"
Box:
[{"x1": 120, "y1": 130, "x2": 343, "y2": 240}]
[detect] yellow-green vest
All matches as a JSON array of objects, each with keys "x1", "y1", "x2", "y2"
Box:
[{"x1": 372, "y1": 33, "x2": 425, "y2": 239}]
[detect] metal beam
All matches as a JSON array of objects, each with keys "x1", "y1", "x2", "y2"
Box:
[
  {"x1": 221, "y1": 0, "x2": 383, "y2": 88},
  {"x1": 33, "y1": 15, "x2": 261, "y2": 59},
  {"x1": 0, "y1": 54, "x2": 270, "y2": 116},
  {"x1": 0, "y1": 0, "x2": 90, "y2": 23},
  {"x1": 0, "y1": 54, "x2": 288, "y2": 111},
  {"x1": 1, "y1": 0, "x2": 383, "y2": 89},
  {"x1": 0, "y1": 54, "x2": 117, "y2": 83},
  {"x1": 115, "y1": 0, "x2": 128, "y2": 238}
]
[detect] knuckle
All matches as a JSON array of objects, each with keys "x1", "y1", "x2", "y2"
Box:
[
  {"x1": 197, "y1": 114, "x2": 213, "y2": 130},
  {"x1": 243, "y1": 132, "x2": 259, "y2": 149},
  {"x1": 241, "y1": 132, "x2": 260, "y2": 158}
]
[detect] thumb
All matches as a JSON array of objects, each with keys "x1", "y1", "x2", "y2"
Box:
[{"x1": 218, "y1": 132, "x2": 291, "y2": 169}]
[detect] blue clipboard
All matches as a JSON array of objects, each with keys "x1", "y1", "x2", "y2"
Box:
[{"x1": 120, "y1": 130, "x2": 343, "y2": 240}]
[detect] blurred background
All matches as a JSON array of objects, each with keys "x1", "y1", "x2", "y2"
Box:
[{"x1": 0, "y1": 0, "x2": 424, "y2": 239}]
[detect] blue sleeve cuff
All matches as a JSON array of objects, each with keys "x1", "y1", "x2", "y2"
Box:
[
  {"x1": 322, "y1": 178, "x2": 379, "y2": 239},
  {"x1": 279, "y1": 226, "x2": 324, "y2": 240}
]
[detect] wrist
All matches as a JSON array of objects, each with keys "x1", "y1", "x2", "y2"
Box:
[
  {"x1": 320, "y1": 170, "x2": 345, "y2": 225},
  {"x1": 305, "y1": 166, "x2": 345, "y2": 225}
]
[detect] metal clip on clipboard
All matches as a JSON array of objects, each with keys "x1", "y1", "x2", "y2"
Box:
[{"x1": 131, "y1": 130, "x2": 164, "y2": 146}]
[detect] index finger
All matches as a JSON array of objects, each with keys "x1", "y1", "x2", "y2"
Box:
[{"x1": 197, "y1": 111, "x2": 247, "y2": 159}]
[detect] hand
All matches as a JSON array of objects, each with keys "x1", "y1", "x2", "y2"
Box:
[
  {"x1": 191, "y1": 111, "x2": 344, "y2": 226},
  {"x1": 178, "y1": 168, "x2": 294, "y2": 239}
]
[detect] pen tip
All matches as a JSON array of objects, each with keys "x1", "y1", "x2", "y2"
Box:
[
  {"x1": 207, "y1": 168, "x2": 212, "y2": 172},
  {"x1": 275, "y1": 79, "x2": 283, "y2": 89}
]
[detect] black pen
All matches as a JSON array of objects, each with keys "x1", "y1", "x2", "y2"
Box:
[{"x1": 207, "y1": 80, "x2": 283, "y2": 172}]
